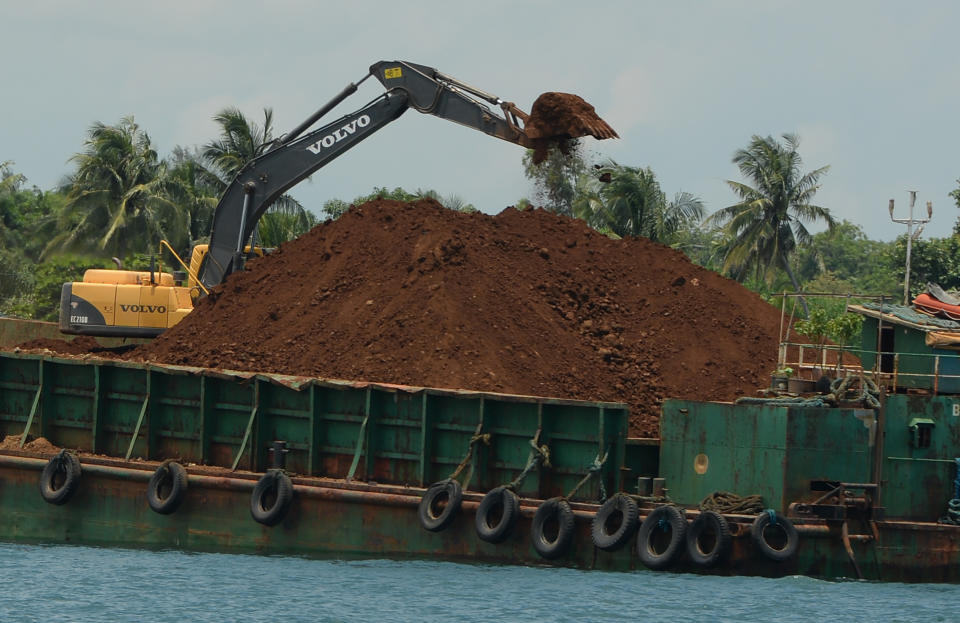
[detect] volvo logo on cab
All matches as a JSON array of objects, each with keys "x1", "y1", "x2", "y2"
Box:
[
  {"x1": 304, "y1": 115, "x2": 371, "y2": 154},
  {"x1": 120, "y1": 304, "x2": 166, "y2": 313}
]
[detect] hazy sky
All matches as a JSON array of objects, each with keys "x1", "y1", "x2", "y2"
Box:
[{"x1": 4, "y1": 1, "x2": 958, "y2": 241}]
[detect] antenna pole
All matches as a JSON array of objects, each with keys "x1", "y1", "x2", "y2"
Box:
[{"x1": 889, "y1": 191, "x2": 933, "y2": 304}]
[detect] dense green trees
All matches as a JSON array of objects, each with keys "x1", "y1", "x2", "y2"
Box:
[
  {"x1": 0, "y1": 109, "x2": 322, "y2": 319},
  {"x1": 0, "y1": 162, "x2": 105, "y2": 318},
  {"x1": 793, "y1": 220, "x2": 899, "y2": 297},
  {"x1": 2, "y1": 118, "x2": 958, "y2": 324}
]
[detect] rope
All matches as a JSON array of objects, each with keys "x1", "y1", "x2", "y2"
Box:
[
  {"x1": 448, "y1": 429, "x2": 491, "y2": 485},
  {"x1": 939, "y1": 458, "x2": 960, "y2": 525},
  {"x1": 735, "y1": 396, "x2": 827, "y2": 407},
  {"x1": 739, "y1": 373, "x2": 880, "y2": 410},
  {"x1": 505, "y1": 429, "x2": 550, "y2": 492},
  {"x1": 699, "y1": 491, "x2": 765, "y2": 515},
  {"x1": 830, "y1": 374, "x2": 881, "y2": 410},
  {"x1": 565, "y1": 450, "x2": 609, "y2": 501}
]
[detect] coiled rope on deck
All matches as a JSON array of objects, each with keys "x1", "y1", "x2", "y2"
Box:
[
  {"x1": 699, "y1": 491, "x2": 765, "y2": 515},
  {"x1": 830, "y1": 375, "x2": 881, "y2": 410}
]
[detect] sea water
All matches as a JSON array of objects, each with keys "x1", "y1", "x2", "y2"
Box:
[{"x1": 0, "y1": 543, "x2": 956, "y2": 622}]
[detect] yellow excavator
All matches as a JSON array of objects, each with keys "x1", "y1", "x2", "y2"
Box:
[
  {"x1": 59, "y1": 243, "x2": 260, "y2": 338},
  {"x1": 60, "y1": 59, "x2": 616, "y2": 338}
]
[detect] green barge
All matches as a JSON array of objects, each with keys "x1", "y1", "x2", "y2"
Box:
[{"x1": 1, "y1": 307, "x2": 960, "y2": 582}]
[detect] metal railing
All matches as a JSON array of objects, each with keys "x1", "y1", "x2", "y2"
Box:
[
  {"x1": 777, "y1": 342, "x2": 960, "y2": 394},
  {"x1": 774, "y1": 292, "x2": 960, "y2": 395}
]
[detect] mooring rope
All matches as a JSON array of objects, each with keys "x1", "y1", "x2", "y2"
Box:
[
  {"x1": 939, "y1": 458, "x2": 960, "y2": 525},
  {"x1": 505, "y1": 429, "x2": 550, "y2": 492},
  {"x1": 565, "y1": 450, "x2": 609, "y2": 502},
  {"x1": 448, "y1": 421, "x2": 491, "y2": 486}
]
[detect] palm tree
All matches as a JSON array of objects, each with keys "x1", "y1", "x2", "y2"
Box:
[
  {"x1": 573, "y1": 160, "x2": 704, "y2": 243},
  {"x1": 709, "y1": 134, "x2": 834, "y2": 294},
  {"x1": 166, "y1": 147, "x2": 221, "y2": 253},
  {"x1": 50, "y1": 117, "x2": 185, "y2": 258},
  {"x1": 203, "y1": 107, "x2": 312, "y2": 242},
  {"x1": 203, "y1": 107, "x2": 276, "y2": 181}
]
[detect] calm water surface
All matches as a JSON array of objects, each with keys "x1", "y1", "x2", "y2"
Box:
[{"x1": 0, "y1": 543, "x2": 956, "y2": 622}]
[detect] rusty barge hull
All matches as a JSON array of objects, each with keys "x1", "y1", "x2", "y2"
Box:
[
  {"x1": 2, "y1": 336, "x2": 960, "y2": 581},
  {"x1": 1, "y1": 450, "x2": 958, "y2": 581}
]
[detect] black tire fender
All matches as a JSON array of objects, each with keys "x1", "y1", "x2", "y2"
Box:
[
  {"x1": 686, "y1": 510, "x2": 732, "y2": 567},
  {"x1": 147, "y1": 461, "x2": 189, "y2": 515},
  {"x1": 636, "y1": 505, "x2": 687, "y2": 570},
  {"x1": 39, "y1": 450, "x2": 81, "y2": 506},
  {"x1": 475, "y1": 486, "x2": 520, "y2": 544},
  {"x1": 531, "y1": 497, "x2": 575, "y2": 560},
  {"x1": 591, "y1": 492, "x2": 639, "y2": 552},
  {"x1": 418, "y1": 479, "x2": 463, "y2": 532},
  {"x1": 250, "y1": 469, "x2": 294, "y2": 527},
  {"x1": 751, "y1": 511, "x2": 799, "y2": 562}
]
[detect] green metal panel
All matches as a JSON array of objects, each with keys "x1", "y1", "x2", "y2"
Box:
[
  {"x1": 882, "y1": 394, "x2": 960, "y2": 520},
  {"x1": 661, "y1": 400, "x2": 872, "y2": 511},
  {"x1": 97, "y1": 364, "x2": 148, "y2": 457},
  {"x1": 474, "y1": 398, "x2": 539, "y2": 496},
  {"x1": 782, "y1": 407, "x2": 873, "y2": 506},
  {"x1": 151, "y1": 367, "x2": 202, "y2": 461},
  {"x1": 256, "y1": 380, "x2": 311, "y2": 473},
  {"x1": 367, "y1": 390, "x2": 426, "y2": 486},
  {"x1": 661, "y1": 400, "x2": 787, "y2": 509},
  {"x1": 0, "y1": 356, "x2": 39, "y2": 439},
  {"x1": 208, "y1": 375, "x2": 255, "y2": 468}
]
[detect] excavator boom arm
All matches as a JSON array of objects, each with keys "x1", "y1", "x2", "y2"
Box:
[{"x1": 199, "y1": 60, "x2": 531, "y2": 289}]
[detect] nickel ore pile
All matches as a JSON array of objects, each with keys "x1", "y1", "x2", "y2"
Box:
[{"x1": 129, "y1": 199, "x2": 786, "y2": 437}]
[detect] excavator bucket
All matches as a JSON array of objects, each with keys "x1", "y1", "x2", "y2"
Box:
[
  {"x1": 510, "y1": 92, "x2": 618, "y2": 164},
  {"x1": 523, "y1": 92, "x2": 618, "y2": 141}
]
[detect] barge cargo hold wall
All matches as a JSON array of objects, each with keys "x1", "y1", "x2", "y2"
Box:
[{"x1": 0, "y1": 352, "x2": 627, "y2": 503}]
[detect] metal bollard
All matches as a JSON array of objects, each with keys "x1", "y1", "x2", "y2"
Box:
[
  {"x1": 652, "y1": 477, "x2": 666, "y2": 498},
  {"x1": 636, "y1": 477, "x2": 652, "y2": 496},
  {"x1": 269, "y1": 440, "x2": 289, "y2": 470}
]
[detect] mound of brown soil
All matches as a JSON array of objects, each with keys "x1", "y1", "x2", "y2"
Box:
[
  {"x1": 128, "y1": 199, "x2": 786, "y2": 437},
  {"x1": 16, "y1": 336, "x2": 104, "y2": 355},
  {"x1": 0, "y1": 435, "x2": 59, "y2": 453}
]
